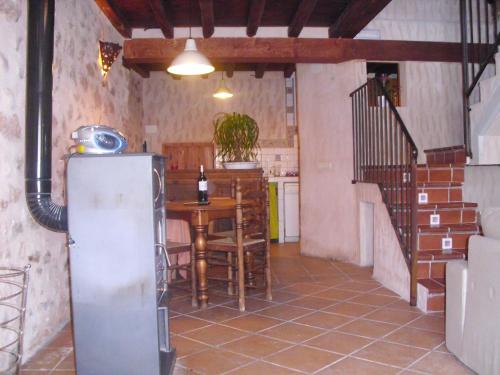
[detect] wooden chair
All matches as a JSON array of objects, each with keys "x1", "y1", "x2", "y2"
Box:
[
  {"x1": 165, "y1": 241, "x2": 197, "y2": 302},
  {"x1": 206, "y1": 177, "x2": 272, "y2": 311}
]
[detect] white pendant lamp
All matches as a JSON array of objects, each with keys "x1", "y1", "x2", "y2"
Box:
[
  {"x1": 213, "y1": 72, "x2": 233, "y2": 99},
  {"x1": 167, "y1": 38, "x2": 215, "y2": 76}
]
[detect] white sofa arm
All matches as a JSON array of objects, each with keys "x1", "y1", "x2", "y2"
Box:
[{"x1": 445, "y1": 259, "x2": 468, "y2": 357}]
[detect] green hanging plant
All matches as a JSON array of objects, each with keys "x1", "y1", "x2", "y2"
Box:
[{"x1": 213, "y1": 112, "x2": 260, "y2": 162}]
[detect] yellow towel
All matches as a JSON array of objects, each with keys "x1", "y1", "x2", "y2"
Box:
[{"x1": 269, "y1": 183, "x2": 279, "y2": 240}]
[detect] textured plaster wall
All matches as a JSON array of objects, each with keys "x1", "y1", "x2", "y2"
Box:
[
  {"x1": 297, "y1": 62, "x2": 366, "y2": 261},
  {"x1": 0, "y1": 0, "x2": 143, "y2": 359},
  {"x1": 463, "y1": 166, "x2": 500, "y2": 212},
  {"x1": 355, "y1": 184, "x2": 410, "y2": 300},
  {"x1": 363, "y1": 0, "x2": 461, "y2": 42},
  {"x1": 398, "y1": 62, "x2": 463, "y2": 162},
  {"x1": 142, "y1": 71, "x2": 287, "y2": 153}
]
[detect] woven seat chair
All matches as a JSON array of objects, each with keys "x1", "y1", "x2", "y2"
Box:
[
  {"x1": 165, "y1": 241, "x2": 197, "y2": 302},
  {"x1": 206, "y1": 177, "x2": 272, "y2": 311}
]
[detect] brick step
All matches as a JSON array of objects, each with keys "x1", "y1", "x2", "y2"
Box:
[
  {"x1": 417, "y1": 249, "x2": 466, "y2": 261},
  {"x1": 417, "y1": 278, "x2": 446, "y2": 312},
  {"x1": 417, "y1": 223, "x2": 480, "y2": 233},
  {"x1": 417, "y1": 230, "x2": 478, "y2": 251},
  {"x1": 389, "y1": 202, "x2": 478, "y2": 225},
  {"x1": 417, "y1": 251, "x2": 465, "y2": 280},
  {"x1": 416, "y1": 164, "x2": 464, "y2": 183},
  {"x1": 424, "y1": 145, "x2": 466, "y2": 165},
  {"x1": 416, "y1": 182, "x2": 463, "y2": 204}
]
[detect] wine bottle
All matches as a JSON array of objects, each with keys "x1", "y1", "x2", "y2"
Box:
[{"x1": 198, "y1": 164, "x2": 208, "y2": 203}]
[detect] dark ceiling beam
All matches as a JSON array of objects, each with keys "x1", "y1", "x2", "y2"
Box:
[
  {"x1": 329, "y1": 0, "x2": 391, "y2": 38},
  {"x1": 255, "y1": 63, "x2": 267, "y2": 78},
  {"x1": 122, "y1": 58, "x2": 150, "y2": 78},
  {"x1": 123, "y1": 38, "x2": 463, "y2": 65},
  {"x1": 283, "y1": 63, "x2": 295, "y2": 78},
  {"x1": 226, "y1": 63, "x2": 235, "y2": 78},
  {"x1": 95, "y1": 0, "x2": 132, "y2": 38},
  {"x1": 288, "y1": 0, "x2": 319, "y2": 37},
  {"x1": 198, "y1": 0, "x2": 215, "y2": 38},
  {"x1": 247, "y1": 0, "x2": 266, "y2": 37},
  {"x1": 149, "y1": 0, "x2": 174, "y2": 38}
]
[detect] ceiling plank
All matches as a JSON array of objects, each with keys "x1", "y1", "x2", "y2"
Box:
[
  {"x1": 198, "y1": 0, "x2": 215, "y2": 38},
  {"x1": 255, "y1": 63, "x2": 267, "y2": 78},
  {"x1": 149, "y1": 0, "x2": 174, "y2": 38},
  {"x1": 288, "y1": 0, "x2": 319, "y2": 37},
  {"x1": 123, "y1": 38, "x2": 463, "y2": 65},
  {"x1": 283, "y1": 63, "x2": 295, "y2": 78},
  {"x1": 247, "y1": 0, "x2": 267, "y2": 37},
  {"x1": 95, "y1": 0, "x2": 131, "y2": 38},
  {"x1": 329, "y1": 0, "x2": 391, "y2": 38}
]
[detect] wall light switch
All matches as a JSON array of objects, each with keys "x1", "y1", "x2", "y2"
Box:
[
  {"x1": 418, "y1": 193, "x2": 428, "y2": 204},
  {"x1": 442, "y1": 237, "x2": 453, "y2": 251},
  {"x1": 430, "y1": 214, "x2": 440, "y2": 226}
]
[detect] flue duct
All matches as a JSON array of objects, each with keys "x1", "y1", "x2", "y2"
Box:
[{"x1": 25, "y1": 0, "x2": 68, "y2": 232}]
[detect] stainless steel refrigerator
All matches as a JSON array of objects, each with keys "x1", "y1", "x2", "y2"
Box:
[{"x1": 67, "y1": 153, "x2": 175, "y2": 375}]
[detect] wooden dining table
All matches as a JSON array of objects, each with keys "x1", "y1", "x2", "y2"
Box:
[{"x1": 166, "y1": 197, "x2": 240, "y2": 308}]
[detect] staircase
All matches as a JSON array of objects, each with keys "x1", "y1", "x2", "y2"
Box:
[
  {"x1": 469, "y1": 49, "x2": 500, "y2": 164},
  {"x1": 414, "y1": 145, "x2": 480, "y2": 312}
]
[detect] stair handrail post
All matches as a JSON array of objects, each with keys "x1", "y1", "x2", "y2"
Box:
[{"x1": 410, "y1": 149, "x2": 418, "y2": 306}]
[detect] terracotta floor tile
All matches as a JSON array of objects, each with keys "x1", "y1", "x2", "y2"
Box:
[
  {"x1": 410, "y1": 351, "x2": 476, "y2": 374},
  {"x1": 222, "y1": 314, "x2": 282, "y2": 332},
  {"x1": 293, "y1": 311, "x2": 353, "y2": 329},
  {"x1": 20, "y1": 372, "x2": 51, "y2": 375},
  {"x1": 47, "y1": 326, "x2": 73, "y2": 348},
  {"x1": 171, "y1": 335, "x2": 211, "y2": 358},
  {"x1": 261, "y1": 322, "x2": 325, "y2": 344},
  {"x1": 385, "y1": 299, "x2": 423, "y2": 312},
  {"x1": 260, "y1": 290, "x2": 300, "y2": 303},
  {"x1": 265, "y1": 345, "x2": 342, "y2": 373},
  {"x1": 305, "y1": 331, "x2": 372, "y2": 355},
  {"x1": 183, "y1": 324, "x2": 249, "y2": 346},
  {"x1": 170, "y1": 316, "x2": 212, "y2": 334},
  {"x1": 312, "y1": 288, "x2": 361, "y2": 301},
  {"x1": 22, "y1": 347, "x2": 72, "y2": 370},
  {"x1": 335, "y1": 281, "x2": 381, "y2": 292},
  {"x1": 337, "y1": 319, "x2": 399, "y2": 339},
  {"x1": 354, "y1": 341, "x2": 428, "y2": 368},
  {"x1": 221, "y1": 334, "x2": 291, "y2": 358},
  {"x1": 188, "y1": 306, "x2": 246, "y2": 322},
  {"x1": 286, "y1": 296, "x2": 336, "y2": 310},
  {"x1": 349, "y1": 293, "x2": 400, "y2": 306},
  {"x1": 364, "y1": 308, "x2": 422, "y2": 325},
  {"x1": 435, "y1": 342, "x2": 450, "y2": 353},
  {"x1": 53, "y1": 352, "x2": 75, "y2": 370},
  {"x1": 280, "y1": 282, "x2": 330, "y2": 295},
  {"x1": 169, "y1": 296, "x2": 202, "y2": 314},
  {"x1": 178, "y1": 348, "x2": 252, "y2": 375},
  {"x1": 223, "y1": 297, "x2": 276, "y2": 312},
  {"x1": 371, "y1": 286, "x2": 400, "y2": 297},
  {"x1": 257, "y1": 304, "x2": 311, "y2": 320},
  {"x1": 323, "y1": 302, "x2": 378, "y2": 317},
  {"x1": 408, "y1": 315, "x2": 445, "y2": 333},
  {"x1": 316, "y1": 356, "x2": 400, "y2": 375},
  {"x1": 226, "y1": 361, "x2": 303, "y2": 374},
  {"x1": 383, "y1": 326, "x2": 444, "y2": 350}
]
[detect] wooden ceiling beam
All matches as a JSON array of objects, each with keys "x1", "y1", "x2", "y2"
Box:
[
  {"x1": 122, "y1": 58, "x2": 150, "y2": 78},
  {"x1": 283, "y1": 63, "x2": 295, "y2": 78},
  {"x1": 255, "y1": 63, "x2": 267, "y2": 78},
  {"x1": 95, "y1": 0, "x2": 132, "y2": 38},
  {"x1": 123, "y1": 38, "x2": 463, "y2": 65},
  {"x1": 329, "y1": 0, "x2": 391, "y2": 38},
  {"x1": 149, "y1": 0, "x2": 174, "y2": 38},
  {"x1": 247, "y1": 0, "x2": 267, "y2": 37},
  {"x1": 288, "y1": 0, "x2": 319, "y2": 37},
  {"x1": 198, "y1": 0, "x2": 215, "y2": 38},
  {"x1": 226, "y1": 63, "x2": 235, "y2": 78}
]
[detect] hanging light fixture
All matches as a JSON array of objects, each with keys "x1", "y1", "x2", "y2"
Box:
[
  {"x1": 167, "y1": 0, "x2": 214, "y2": 76},
  {"x1": 213, "y1": 72, "x2": 233, "y2": 99}
]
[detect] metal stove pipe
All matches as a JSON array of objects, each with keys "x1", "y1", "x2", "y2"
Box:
[{"x1": 25, "y1": 0, "x2": 67, "y2": 232}]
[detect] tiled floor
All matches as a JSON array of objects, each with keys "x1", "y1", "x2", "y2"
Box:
[{"x1": 21, "y1": 243, "x2": 476, "y2": 374}]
